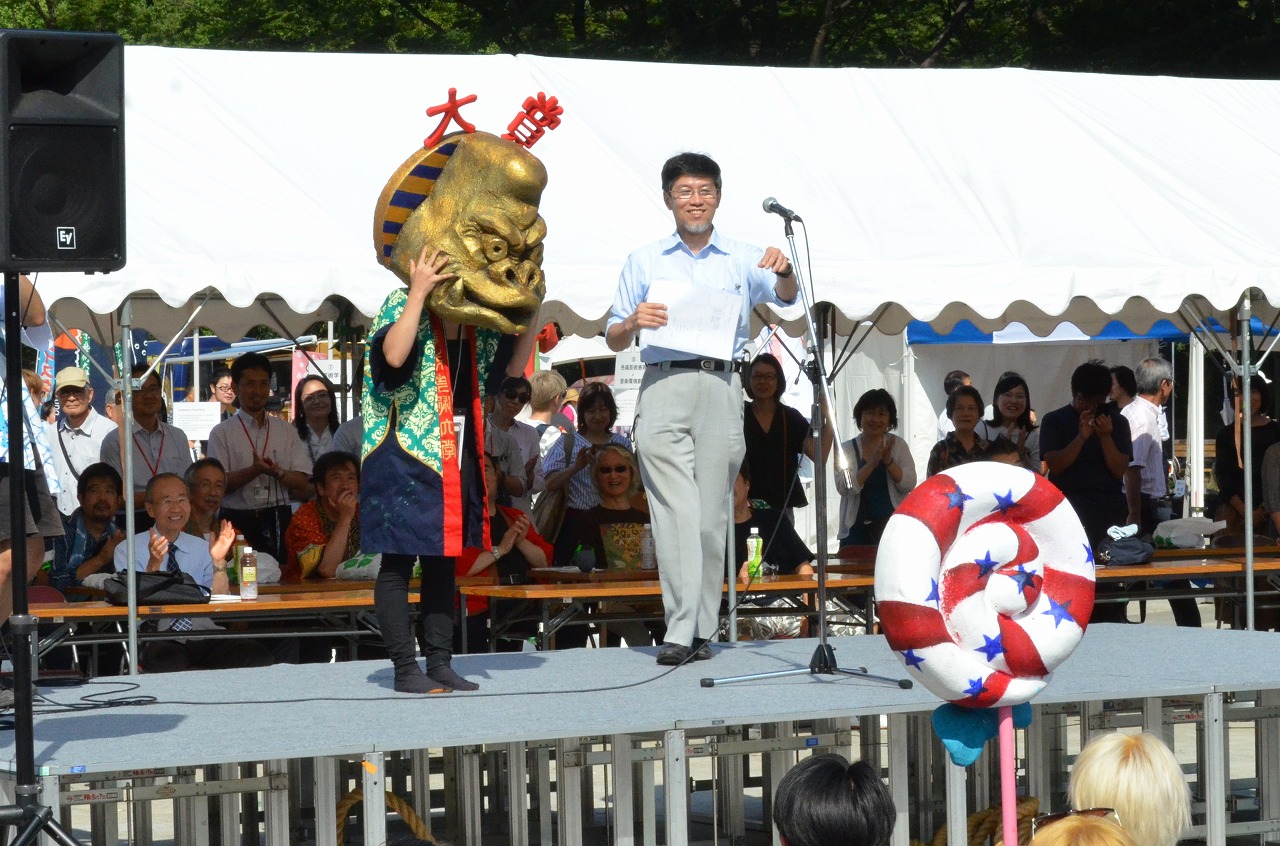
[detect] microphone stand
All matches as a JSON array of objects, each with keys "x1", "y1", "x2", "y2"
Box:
[
  {"x1": 701, "y1": 220, "x2": 910, "y2": 691},
  {"x1": 2, "y1": 271, "x2": 84, "y2": 845}
]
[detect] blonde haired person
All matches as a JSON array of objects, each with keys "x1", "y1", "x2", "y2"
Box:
[
  {"x1": 1069, "y1": 732, "x2": 1190, "y2": 846},
  {"x1": 1032, "y1": 814, "x2": 1135, "y2": 846}
]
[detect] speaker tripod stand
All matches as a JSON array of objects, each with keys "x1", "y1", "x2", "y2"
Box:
[
  {"x1": 2, "y1": 271, "x2": 83, "y2": 845},
  {"x1": 700, "y1": 217, "x2": 910, "y2": 692}
]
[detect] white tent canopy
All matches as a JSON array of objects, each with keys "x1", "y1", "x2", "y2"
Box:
[{"x1": 37, "y1": 47, "x2": 1280, "y2": 342}]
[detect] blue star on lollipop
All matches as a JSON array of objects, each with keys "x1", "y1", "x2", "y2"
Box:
[
  {"x1": 946, "y1": 487, "x2": 973, "y2": 511},
  {"x1": 903, "y1": 649, "x2": 925, "y2": 669},
  {"x1": 975, "y1": 633, "x2": 1004, "y2": 661},
  {"x1": 975, "y1": 551, "x2": 999, "y2": 577},
  {"x1": 1042, "y1": 597, "x2": 1075, "y2": 628},
  {"x1": 992, "y1": 488, "x2": 1017, "y2": 515},
  {"x1": 1008, "y1": 564, "x2": 1036, "y2": 592},
  {"x1": 964, "y1": 677, "x2": 987, "y2": 699}
]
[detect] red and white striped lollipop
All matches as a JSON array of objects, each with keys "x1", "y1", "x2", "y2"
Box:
[{"x1": 875, "y1": 462, "x2": 1094, "y2": 708}]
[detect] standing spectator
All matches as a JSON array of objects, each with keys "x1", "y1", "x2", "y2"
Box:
[
  {"x1": 773, "y1": 754, "x2": 896, "y2": 846},
  {"x1": 209, "y1": 367, "x2": 237, "y2": 419},
  {"x1": 1041, "y1": 361, "x2": 1132, "y2": 622},
  {"x1": 206, "y1": 352, "x2": 312, "y2": 562},
  {"x1": 528, "y1": 370, "x2": 572, "y2": 459},
  {"x1": 836, "y1": 389, "x2": 916, "y2": 546},
  {"x1": 487, "y1": 375, "x2": 543, "y2": 512},
  {"x1": 284, "y1": 451, "x2": 361, "y2": 581},
  {"x1": 742, "y1": 352, "x2": 831, "y2": 518},
  {"x1": 41, "y1": 463, "x2": 124, "y2": 592},
  {"x1": 49, "y1": 366, "x2": 116, "y2": 517},
  {"x1": 294, "y1": 375, "x2": 339, "y2": 464},
  {"x1": 1213, "y1": 374, "x2": 1280, "y2": 533},
  {"x1": 977, "y1": 372, "x2": 1040, "y2": 471},
  {"x1": 927, "y1": 385, "x2": 992, "y2": 477},
  {"x1": 329, "y1": 415, "x2": 363, "y2": 457},
  {"x1": 937, "y1": 369, "x2": 971, "y2": 441},
  {"x1": 104, "y1": 387, "x2": 123, "y2": 425},
  {"x1": 100, "y1": 365, "x2": 193, "y2": 532},
  {"x1": 1109, "y1": 365, "x2": 1137, "y2": 409},
  {"x1": 1124, "y1": 358, "x2": 1198, "y2": 627}
]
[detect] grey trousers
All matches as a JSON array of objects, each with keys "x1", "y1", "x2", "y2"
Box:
[{"x1": 634, "y1": 367, "x2": 743, "y2": 646}]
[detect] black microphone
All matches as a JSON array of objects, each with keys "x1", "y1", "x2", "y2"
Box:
[{"x1": 761, "y1": 196, "x2": 802, "y2": 222}]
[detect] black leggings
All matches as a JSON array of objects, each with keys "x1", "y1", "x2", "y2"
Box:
[{"x1": 375, "y1": 553, "x2": 456, "y2": 674}]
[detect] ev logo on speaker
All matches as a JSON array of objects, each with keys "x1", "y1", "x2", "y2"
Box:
[{"x1": 56, "y1": 227, "x2": 76, "y2": 250}]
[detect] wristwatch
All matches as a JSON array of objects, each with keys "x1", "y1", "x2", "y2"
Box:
[{"x1": 491, "y1": 547, "x2": 502, "y2": 559}]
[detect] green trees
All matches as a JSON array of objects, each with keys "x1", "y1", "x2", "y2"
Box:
[{"x1": 3, "y1": 0, "x2": 1278, "y2": 75}]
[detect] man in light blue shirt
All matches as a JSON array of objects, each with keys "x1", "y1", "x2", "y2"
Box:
[{"x1": 607, "y1": 152, "x2": 797, "y2": 665}]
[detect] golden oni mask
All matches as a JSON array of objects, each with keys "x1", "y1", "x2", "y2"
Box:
[{"x1": 374, "y1": 131, "x2": 548, "y2": 334}]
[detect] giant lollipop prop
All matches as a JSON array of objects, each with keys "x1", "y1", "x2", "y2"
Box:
[{"x1": 875, "y1": 462, "x2": 1095, "y2": 845}]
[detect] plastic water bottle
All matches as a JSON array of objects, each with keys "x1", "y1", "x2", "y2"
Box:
[
  {"x1": 746, "y1": 528, "x2": 763, "y2": 579},
  {"x1": 640, "y1": 525, "x2": 657, "y2": 570},
  {"x1": 229, "y1": 534, "x2": 245, "y2": 586},
  {"x1": 240, "y1": 546, "x2": 258, "y2": 601}
]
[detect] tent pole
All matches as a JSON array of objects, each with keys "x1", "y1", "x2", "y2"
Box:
[
  {"x1": 120, "y1": 298, "x2": 140, "y2": 673},
  {"x1": 1187, "y1": 333, "x2": 1205, "y2": 515},
  {"x1": 1241, "y1": 294, "x2": 1255, "y2": 631}
]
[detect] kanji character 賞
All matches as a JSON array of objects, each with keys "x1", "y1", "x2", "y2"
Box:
[
  {"x1": 424, "y1": 88, "x2": 478, "y2": 148},
  {"x1": 501, "y1": 92, "x2": 564, "y2": 149}
]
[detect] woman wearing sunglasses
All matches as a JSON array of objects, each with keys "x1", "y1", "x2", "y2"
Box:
[{"x1": 1063, "y1": 731, "x2": 1190, "y2": 846}]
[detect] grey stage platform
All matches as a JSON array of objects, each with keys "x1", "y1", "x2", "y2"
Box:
[{"x1": 5, "y1": 624, "x2": 1280, "y2": 845}]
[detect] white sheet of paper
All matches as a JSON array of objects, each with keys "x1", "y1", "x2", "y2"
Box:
[
  {"x1": 170, "y1": 401, "x2": 223, "y2": 441},
  {"x1": 639, "y1": 279, "x2": 739, "y2": 361}
]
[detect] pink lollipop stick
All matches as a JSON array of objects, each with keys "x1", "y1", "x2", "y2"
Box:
[{"x1": 999, "y1": 705, "x2": 1018, "y2": 846}]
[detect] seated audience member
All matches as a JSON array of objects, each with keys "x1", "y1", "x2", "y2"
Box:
[
  {"x1": 184, "y1": 458, "x2": 227, "y2": 538},
  {"x1": 100, "y1": 365, "x2": 192, "y2": 531},
  {"x1": 1032, "y1": 813, "x2": 1135, "y2": 846},
  {"x1": 977, "y1": 372, "x2": 1041, "y2": 471},
  {"x1": 48, "y1": 365, "x2": 117, "y2": 517},
  {"x1": 1068, "y1": 731, "x2": 1190, "y2": 846},
  {"x1": 836, "y1": 389, "x2": 916, "y2": 546},
  {"x1": 456, "y1": 453, "x2": 552, "y2": 652},
  {"x1": 927, "y1": 384, "x2": 993, "y2": 477},
  {"x1": 542, "y1": 382, "x2": 632, "y2": 558},
  {"x1": 206, "y1": 352, "x2": 312, "y2": 562},
  {"x1": 284, "y1": 451, "x2": 361, "y2": 582},
  {"x1": 733, "y1": 460, "x2": 813, "y2": 582},
  {"x1": 564, "y1": 444, "x2": 649, "y2": 571},
  {"x1": 294, "y1": 375, "x2": 339, "y2": 463},
  {"x1": 528, "y1": 370, "x2": 572, "y2": 459},
  {"x1": 40, "y1": 463, "x2": 125, "y2": 592},
  {"x1": 488, "y1": 376, "x2": 544, "y2": 512},
  {"x1": 1214, "y1": 374, "x2": 1280, "y2": 532},
  {"x1": 114, "y1": 473, "x2": 272, "y2": 673},
  {"x1": 773, "y1": 753, "x2": 896, "y2": 846}
]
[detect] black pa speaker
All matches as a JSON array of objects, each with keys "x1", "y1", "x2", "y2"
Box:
[{"x1": 0, "y1": 29, "x2": 124, "y2": 273}]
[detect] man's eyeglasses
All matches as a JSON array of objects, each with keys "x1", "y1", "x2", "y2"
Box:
[
  {"x1": 597, "y1": 465, "x2": 629, "y2": 475},
  {"x1": 668, "y1": 187, "x2": 718, "y2": 201},
  {"x1": 1031, "y1": 807, "x2": 1118, "y2": 837},
  {"x1": 502, "y1": 389, "x2": 531, "y2": 404},
  {"x1": 56, "y1": 386, "x2": 86, "y2": 397}
]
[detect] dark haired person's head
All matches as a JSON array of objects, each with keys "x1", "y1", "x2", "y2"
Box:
[
  {"x1": 231, "y1": 353, "x2": 274, "y2": 415},
  {"x1": 313, "y1": 451, "x2": 359, "y2": 511},
  {"x1": 1070, "y1": 361, "x2": 1112, "y2": 409},
  {"x1": 1228, "y1": 373, "x2": 1271, "y2": 412},
  {"x1": 660, "y1": 152, "x2": 722, "y2": 194},
  {"x1": 853, "y1": 389, "x2": 898, "y2": 432},
  {"x1": 773, "y1": 754, "x2": 896, "y2": 846},
  {"x1": 945, "y1": 384, "x2": 984, "y2": 421},
  {"x1": 294, "y1": 375, "x2": 339, "y2": 439},
  {"x1": 943, "y1": 369, "x2": 970, "y2": 396},
  {"x1": 989, "y1": 372, "x2": 1035, "y2": 430},
  {"x1": 77, "y1": 463, "x2": 123, "y2": 524},
  {"x1": 577, "y1": 382, "x2": 618, "y2": 434},
  {"x1": 1109, "y1": 366, "x2": 1137, "y2": 401},
  {"x1": 748, "y1": 353, "x2": 786, "y2": 402},
  {"x1": 313, "y1": 450, "x2": 359, "y2": 488},
  {"x1": 209, "y1": 367, "x2": 235, "y2": 404}
]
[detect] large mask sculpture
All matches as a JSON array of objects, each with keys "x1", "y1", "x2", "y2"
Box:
[{"x1": 374, "y1": 130, "x2": 549, "y2": 334}]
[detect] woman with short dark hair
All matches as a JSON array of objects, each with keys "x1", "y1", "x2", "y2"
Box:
[
  {"x1": 835, "y1": 389, "x2": 916, "y2": 546},
  {"x1": 773, "y1": 754, "x2": 895, "y2": 846}
]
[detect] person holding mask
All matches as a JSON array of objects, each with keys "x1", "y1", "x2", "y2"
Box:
[{"x1": 836, "y1": 389, "x2": 916, "y2": 546}]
